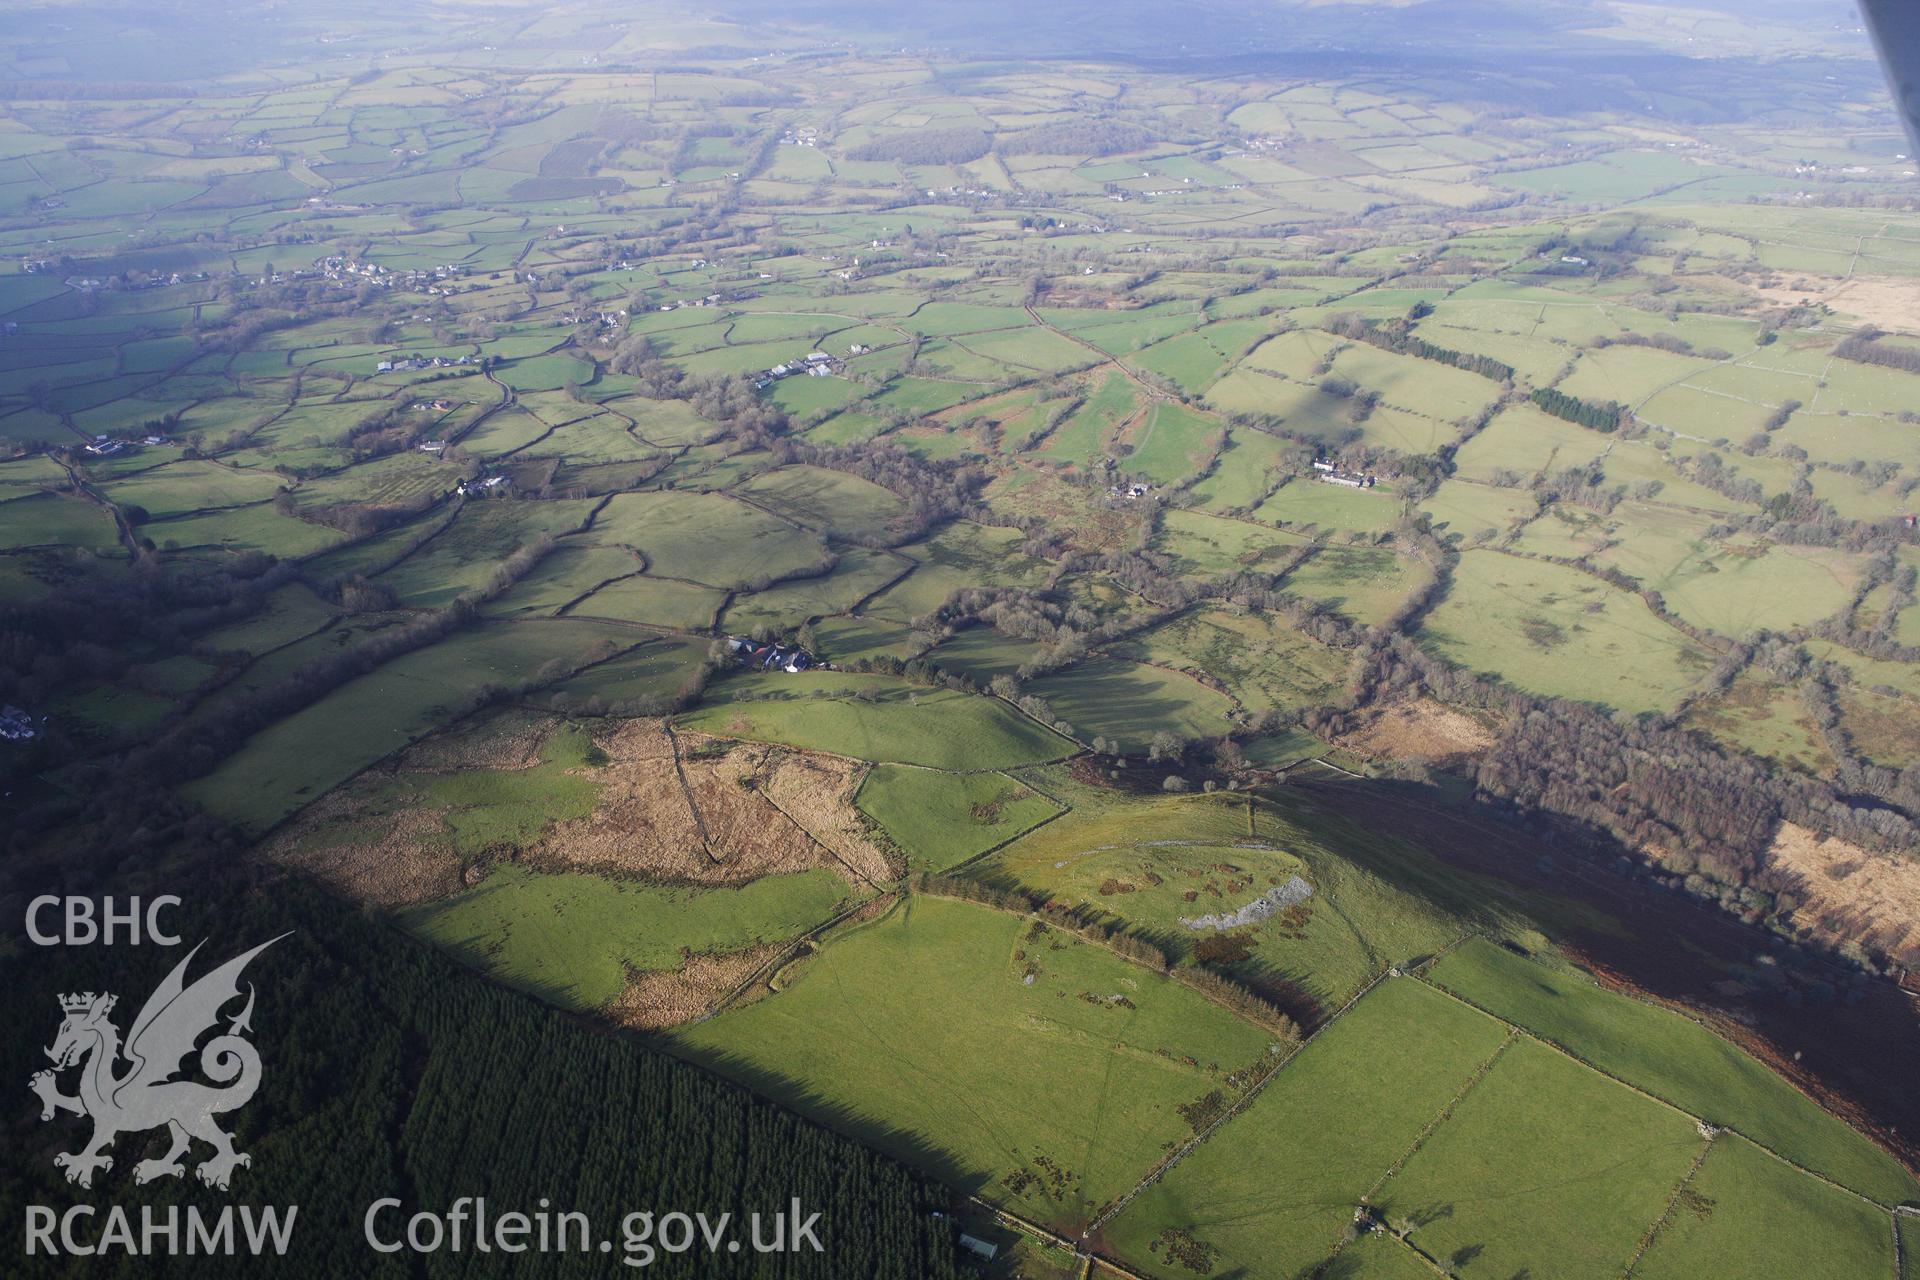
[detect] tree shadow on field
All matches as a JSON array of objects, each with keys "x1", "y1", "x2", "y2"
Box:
[
  {"x1": 663, "y1": 1041, "x2": 981, "y2": 1200},
  {"x1": 1282, "y1": 771, "x2": 1920, "y2": 1169}
]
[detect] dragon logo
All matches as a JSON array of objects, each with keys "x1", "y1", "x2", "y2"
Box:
[{"x1": 29, "y1": 935, "x2": 285, "y2": 1192}]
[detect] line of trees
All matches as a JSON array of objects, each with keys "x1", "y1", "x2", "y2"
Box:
[
  {"x1": 1530, "y1": 386, "x2": 1628, "y2": 432},
  {"x1": 1327, "y1": 312, "x2": 1515, "y2": 383},
  {"x1": 847, "y1": 128, "x2": 990, "y2": 165},
  {"x1": 127, "y1": 537, "x2": 563, "y2": 787},
  {"x1": 997, "y1": 120, "x2": 1157, "y2": 156},
  {"x1": 1834, "y1": 325, "x2": 1920, "y2": 375}
]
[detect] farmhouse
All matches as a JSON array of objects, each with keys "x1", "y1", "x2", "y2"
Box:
[
  {"x1": 0, "y1": 705, "x2": 40, "y2": 741},
  {"x1": 1320, "y1": 470, "x2": 1376, "y2": 489},
  {"x1": 726, "y1": 637, "x2": 814, "y2": 673}
]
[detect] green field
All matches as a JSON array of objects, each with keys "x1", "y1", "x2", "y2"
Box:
[
  {"x1": 1375, "y1": 1035, "x2": 1703, "y2": 1279},
  {"x1": 856, "y1": 765, "x2": 1064, "y2": 872},
  {"x1": 183, "y1": 620, "x2": 636, "y2": 831},
  {"x1": 1419, "y1": 551, "x2": 1712, "y2": 716},
  {"x1": 1428, "y1": 939, "x2": 1919, "y2": 1205},
  {"x1": 3, "y1": 21, "x2": 1918, "y2": 1274},
  {"x1": 676, "y1": 894, "x2": 1280, "y2": 1231},
  {"x1": 407, "y1": 864, "x2": 854, "y2": 1009},
  {"x1": 1025, "y1": 658, "x2": 1237, "y2": 750},
  {"x1": 1104, "y1": 977, "x2": 1510, "y2": 1278},
  {"x1": 983, "y1": 790, "x2": 1486, "y2": 1010},
  {"x1": 679, "y1": 673, "x2": 1074, "y2": 770},
  {"x1": 592, "y1": 488, "x2": 832, "y2": 589},
  {"x1": 1632, "y1": 1135, "x2": 1898, "y2": 1280},
  {"x1": 1111, "y1": 606, "x2": 1347, "y2": 716}
]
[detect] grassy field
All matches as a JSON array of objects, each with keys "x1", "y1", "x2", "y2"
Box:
[
  {"x1": 735, "y1": 465, "x2": 909, "y2": 544},
  {"x1": 1254, "y1": 477, "x2": 1403, "y2": 533},
  {"x1": 981, "y1": 790, "x2": 1485, "y2": 1013},
  {"x1": 1024, "y1": 658, "x2": 1237, "y2": 750},
  {"x1": 591, "y1": 487, "x2": 831, "y2": 589},
  {"x1": 406, "y1": 863, "x2": 853, "y2": 1009},
  {"x1": 378, "y1": 500, "x2": 596, "y2": 607},
  {"x1": 0, "y1": 492, "x2": 122, "y2": 552},
  {"x1": 856, "y1": 765, "x2": 1064, "y2": 872},
  {"x1": 1110, "y1": 607, "x2": 1348, "y2": 716},
  {"x1": 1281, "y1": 545, "x2": 1424, "y2": 627},
  {"x1": 1103, "y1": 977, "x2": 1510, "y2": 1279},
  {"x1": 679, "y1": 672, "x2": 1074, "y2": 770},
  {"x1": 675, "y1": 894, "x2": 1280, "y2": 1232},
  {"x1": 1632, "y1": 1135, "x2": 1898, "y2": 1280},
  {"x1": 183, "y1": 620, "x2": 636, "y2": 831},
  {"x1": 1419, "y1": 551, "x2": 1712, "y2": 717},
  {"x1": 1375, "y1": 1035, "x2": 1703, "y2": 1280},
  {"x1": 1427, "y1": 939, "x2": 1920, "y2": 1205},
  {"x1": 1680, "y1": 673, "x2": 1834, "y2": 774}
]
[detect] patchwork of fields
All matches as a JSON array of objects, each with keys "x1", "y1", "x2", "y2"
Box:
[{"x1": 3, "y1": 15, "x2": 1918, "y2": 1279}]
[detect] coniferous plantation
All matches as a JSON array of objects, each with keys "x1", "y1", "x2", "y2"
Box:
[
  {"x1": 2, "y1": 863, "x2": 960, "y2": 1279},
  {"x1": 3, "y1": 1, "x2": 1920, "y2": 1277}
]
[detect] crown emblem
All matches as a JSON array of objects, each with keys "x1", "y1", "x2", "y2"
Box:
[{"x1": 59, "y1": 992, "x2": 113, "y2": 1015}]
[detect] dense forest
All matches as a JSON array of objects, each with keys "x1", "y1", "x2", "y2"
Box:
[{"x1": 2, "y1": 871, "x2": 962, "y2": 1277}]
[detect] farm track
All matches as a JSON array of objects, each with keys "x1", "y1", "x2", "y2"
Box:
[
  {"x1": 56, "y1": 454, "x2": 147, "y2": 560},
  {"x1": 1023, "y1": 304, "x2": 1172, "y2": 404}
]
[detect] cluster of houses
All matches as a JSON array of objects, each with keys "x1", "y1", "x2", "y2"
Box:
[
  {"x1": 1108, "y1": 481, "x2": 1152, "y2": 501},
  {"x1": 1312, "y1": 458, "x2": 1378, "y2": 489},
  {"x1": 0, "y1": 705, "x2": 41, "y2": 742},
  {"x1": 378, "y1": 354, "x2": 474, "y2": 373},
  {"x1": 726, "y1": 637, "x2": 814, "y2": 673},
  {"x1": 560, "y1": 307, "x2": 626, "y2": 330},
  {"x1": 657, "y1": 293, "x2": 726, "y2": 313},
  {"x1": 21, "y1": 259, "x2": 207, "y2": 293},
  {"x1": 779, "y1": 127, "x2": 820, "y2": 148},
  {"x1": 754, "y1": 350, "x2": 839, "y2": 391},
  {"x1": 313, "y1": 256, "x2": 467, "y2": 295},
  {"x1": 409, "y1": 399, "x2": 456, "y2": 413},
  {"x1": 455, "y1": 475, "x2": 507, "y2": 495}
]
